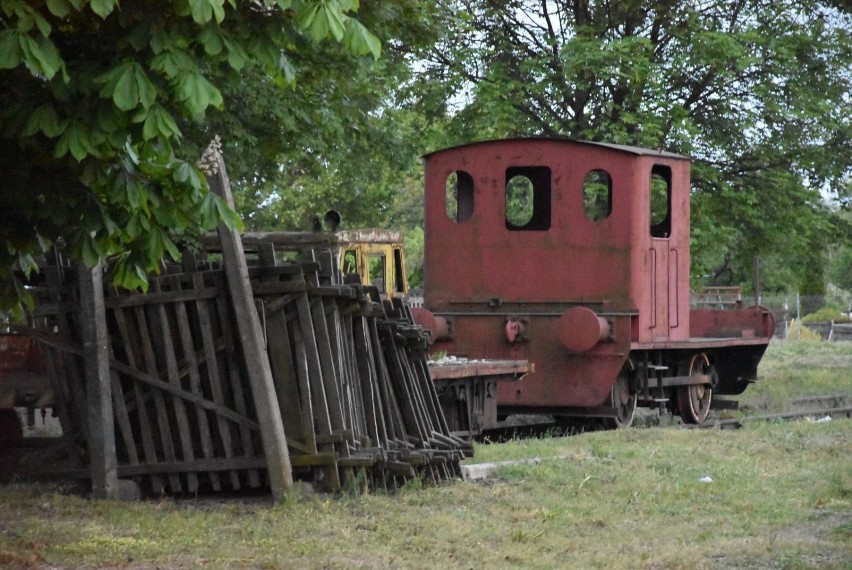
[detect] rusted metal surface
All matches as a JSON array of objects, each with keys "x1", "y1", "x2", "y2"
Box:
[
  {"x1": 690, "y1": 305, "x2": 776, "y2": 340},
  {"x1": 0, "y1": 334, "x2": 52, "y2": 408},
  {"x1": 419, "y1": 138, "x2": 774, "y2": 421},
  {"x1": 428, "y1": 359, "x2": 529, "y2": 438}
]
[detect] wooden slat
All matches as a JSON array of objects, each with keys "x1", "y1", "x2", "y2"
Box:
[
  {"x1": 136, "y1": 303, "x2": 182, "y2": 492},
  {"x1": 169, "y1": 274, "x2": 221, "y2": 491},
  {"x1": 78, "y1": 262, "x2": 119, "y2": 500},
  {"x1": 109, "y1": 293, "x2": 162, "y2": 494},
  {"x1": 207, "y1": 149, "x2": 293, "y2": 500},
  {"x1": 214, "y1": 291, "x2": 262, "y2": 488},
  {"x1": 256, "y1": 244, "x2": 308, "y2": 451},
  {"x1": 188, "y1": 260, "x2": 241, "y2": 490},
  {"x1": 150, "y1": 279, "x2": 199, "y2": 493}
]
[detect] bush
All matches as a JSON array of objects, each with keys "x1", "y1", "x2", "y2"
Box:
[
  {"x1": 786, "y1": 320, "x2": 823, "y2": 341},
  {"x1": 801, "y1": 307, "x2": 851, "y2": 323}
]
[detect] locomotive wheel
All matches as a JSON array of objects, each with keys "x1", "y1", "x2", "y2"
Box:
[
  {"x1": 604, "y1": 367, "x2": 636, "y2": 429},
  {"x1": 677, "y1": 353, "x2": 712, "y2": 424}
]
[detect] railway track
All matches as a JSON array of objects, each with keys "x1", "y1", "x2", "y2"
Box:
[
  {"x1": 693, "y1": 395, "x2": 852, "y2": 430},
  {"x1": 480, "y1": 394, "x2": 852, "y2": 440}
]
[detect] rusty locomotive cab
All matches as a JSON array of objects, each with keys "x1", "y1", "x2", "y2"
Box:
[{"x1": 414, "y1": 138, "x2": 775, "y2": 427}]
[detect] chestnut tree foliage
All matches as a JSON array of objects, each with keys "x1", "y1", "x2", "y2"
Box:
[
  {"x1": 410, "y1": 0, "x2": 851, "y2": 293},
  {"x1": 2, "y1": 0, "x2": 850, "y2": 319},
  {"x1": 0, "y1": 0, "x2": 383, "y2": 317}
]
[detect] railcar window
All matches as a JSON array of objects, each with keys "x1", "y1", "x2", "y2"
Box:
[
  {"x1": 650, "y1": 165, "x2": 672, "y2": 238},
  {"x1": 583, "y1": 169, "x2": 612, "y2": 221},
  {"x1": 342, "y1": 249, "x2": 358, "y2": 274},
  {"x1": 505, "y1": 166, "x2": 551, "y2": 231},
  {"x1": 393, "y1": 248, "x2": 405, "y2": 294},
  {"x1": 368, "y1": 254, "x2": 386, "y2": 293},
  {"x1": 446, "y1": 170, "x2": 474, "y2": 222}
]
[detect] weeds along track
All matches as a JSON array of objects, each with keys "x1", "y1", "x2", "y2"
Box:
[
  {"x1": 693, "y1": 394, "x2": 852, "y2": 430},
  {"x1": 478, "y1": 394, "x2": 852, "y2": 441}
]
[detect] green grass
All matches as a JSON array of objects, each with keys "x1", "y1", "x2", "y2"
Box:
[
  {"x1": 0, "y1": 341, "x2": 850, "y2": 569},
  {"x1": 733, "y1": 340, "x2": 852, "y2": 413}
]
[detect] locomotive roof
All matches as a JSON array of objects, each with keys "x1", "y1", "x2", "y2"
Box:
[{"x1": 423, "y1": 137, "x2": 689, "y2": 161}]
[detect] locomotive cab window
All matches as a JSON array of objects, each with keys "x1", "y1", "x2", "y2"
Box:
[
  {"x1": 583, "y1": 169, "x2": 612, "y2": 221},
  {"x1": 393, "y1": 247, "x2": 405, "y2": 294},
  {"x1": 505, "y1": 166, "x2": 551, "y2": 231},
  {"x1": 342, "y1": 249, "x2": 358, "y2": 275},
  {"x1": 446, "y1": 170, "x2": 474, "y2": 222},
  {"x1": 650, "y1": 165, "x2": 672, "y2": 238},
  {"x1": 368, "y1": 253, "x2": 386, "y2": 293}
]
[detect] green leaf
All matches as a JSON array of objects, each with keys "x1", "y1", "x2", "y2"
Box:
[
  {"x1": 175, "y1": 71, "x2": 223, "y2": 115},
  {"x1": 141, "y1": 105, "x2": 181, "y2": 140},
  {"x1": 80, "y1": 235, "x2": 100, "y2": 267},
  {"x1": 46, "y1": 0, "x2": 71, "y2": 18},
  {"x1": 151, "y1": 48, "x2": 196, "y2": 78},
  {"x1": 89, "y1": 0, "x2": 116, "y2": 19},
  {"x1": 162, "y1": 234, "x2": 180, "y2": 261},
  {"x1": 112, "y1": 64, "x2": 140, "y2": 110},
  {"x1": 125, "y1": 214, "x2": 142, "y2": 239},
  {"x1": 55, "y1": 121, "x2": 98, "y2": 161},
  {"x1": 0, "y1": 30, "x2": 22, "y2": 69},
  {"x1": 213, "y1": 193, "x2": 242, "y2": 230},
  {"x1": 198, "y1": 192, "x2": 219, "y2": 228},
  {"x1": 198, "y1": 27, "x2": 223, "y2": 56},
  {"x1": 22, "y1": 104, "x2": 67, "y2": 138},
  {"x1": 19, "y1": 34, "x2": 62, "y2": 79},
  {"x1": 30, "y1": 9, "x2": 52, "y2": 37},
  {"x1": 124, "y1": 176, "x2": 143, "y2": 208},
  {"x1": 135, "y1": 67, "x2": 157, "y2": 109},
  {"x1": 172, "y1": 163, "x2": 204, "y2": 191},
  {"x1": 103, "y1": 62, "x2": 157, "y2": 111},
  {"x1": 298, "y1": 2, "x2": 347, "y2": 43},
  {"x1": 344, "y1": 18, "x2": 380, "y2": 59},
  {"x1": 188, "y1": 0, "x2": 225, "y2": 25},
  {"x1": 223, "y1": 37, "x2": 248, "y2": 70}
]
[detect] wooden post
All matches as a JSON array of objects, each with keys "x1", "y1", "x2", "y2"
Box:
[
  {"x1": 202, "y1": 138, "x2": 293, "y2": 499},
  {"x1": 78, "y1": 262, "x2": 119, "y2": 500}
]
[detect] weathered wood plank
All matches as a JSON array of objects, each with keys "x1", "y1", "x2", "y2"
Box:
[
  {"x1": 29, "y1": 328, "x2": 261, "y2": 431},
  {"x1": 256, "y1": 244, "x2": 307, "y2": 452},
  {"x1": 78, "y1": 262, "x2": 119, "y2": 500},
  {"x1": 206, "y1": 144, "x2": 293, "y2": 500},
  {"x1": 136, "y1": 303, "x2": 182, "y2": 492},
  {"x1": 109, "y1": 293, "x2": 162, "y2": 494},
  {"x1": 150, "y1": 279, "x2": 199, "y2": 493},
  {"x1": 169, "y1": 274, "x2": 221, "y2": 491},
  {"x1": 214, "y1": 291, "x2": 262, "y2": 488},
  {"x1": 190, "y1": 266, "x2": 240, "y2": 490}
]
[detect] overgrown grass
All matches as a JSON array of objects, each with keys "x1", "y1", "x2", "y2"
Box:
[
  {"x1": 734, "y1": 340, "x2": 852, "y2": 412},
  {"x1": 0, "y1": 341, "x2": 850, "y2": 569}
]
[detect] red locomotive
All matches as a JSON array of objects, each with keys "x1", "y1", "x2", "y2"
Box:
[{"x1": 414, "y1": 138, "x2": 775, "y2": 427}]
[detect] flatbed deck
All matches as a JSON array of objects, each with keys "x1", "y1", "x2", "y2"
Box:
[{"x1": 631, "y1": 336, "x2": 771, "y2": 351}]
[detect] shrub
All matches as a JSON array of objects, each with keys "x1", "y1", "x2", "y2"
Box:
[{"x1": 801, "y1": 307, "x2": 851, "y2": 324}]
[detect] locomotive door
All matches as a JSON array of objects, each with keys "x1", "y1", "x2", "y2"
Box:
[
  {"x1": 649, "y1": 241, "x2": 679, "y2": 340},
  {"x1": 649, "y1": 164, "x2": 678, "y2": 340},
  {"x1": 649, "y1": 241, "x2": 667, "y2": 338}
]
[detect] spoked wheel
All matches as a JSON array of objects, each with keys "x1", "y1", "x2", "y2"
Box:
[
  {"x1": 604, "y1": 366, "x2": 637, "y2": 429},
  {"x1": 677, "y1": 353, "x2": 712, "y2": 424}
]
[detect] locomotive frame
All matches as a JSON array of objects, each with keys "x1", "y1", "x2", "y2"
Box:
[{"x1": 414, "y1": 138, "x2": 775, "y2": 426}]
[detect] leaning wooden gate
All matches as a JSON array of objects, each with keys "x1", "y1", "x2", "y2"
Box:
[{"x1": 25, "y1": 242, "x2": 469, "y2": 497}]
